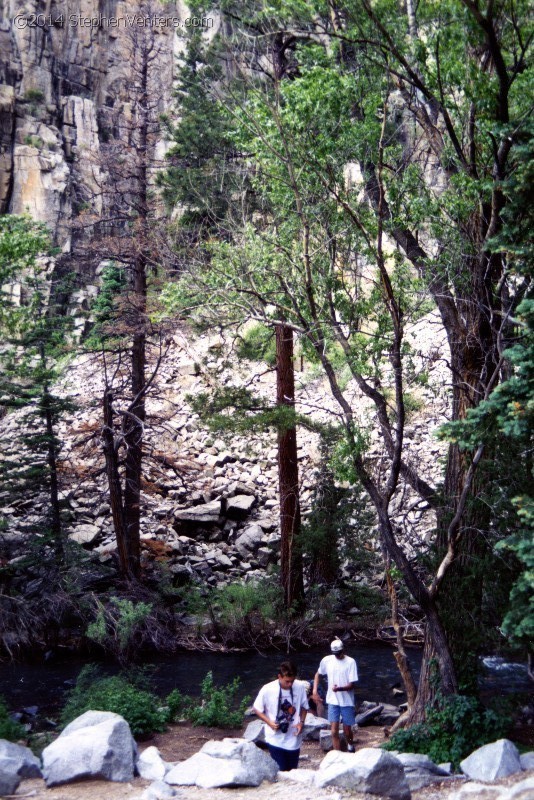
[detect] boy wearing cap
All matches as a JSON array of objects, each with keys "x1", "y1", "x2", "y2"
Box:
[{"x1": 312, "y1": 639, "x2": 358, "y2": 752}]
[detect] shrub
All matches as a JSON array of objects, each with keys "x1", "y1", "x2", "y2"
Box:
[
  {"x1": 0, "y1": 696, "x2": 25, "y2": 741},
  {"x1": 61, "y1": 666, "x2": 167, "y2": 738},
  {"x1": 383, "y1": 693, "x2": 510, "y2": 768},
  {"x1": 86, "y1": 597, "x2": 153, "y2": 663},
  {"x1": 166, "y1": 671, "x2": 249, "y2": 728}
]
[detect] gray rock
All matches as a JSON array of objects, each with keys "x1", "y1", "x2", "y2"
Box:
[
  {"x1": 165, "y1": 738, "x2": 278, "y2": 788},
  {"x1": 355, "y1": 704, "x2": 383, "y2": 726},
  {"x1": 141, "y1": 780, "x2": 180, "y2": 800},
  {"x1": 174, "y1": 501, "x2": 221, "y2": 523},
  {"x1": 315, "y1": 748, "x2": 411, "y2": 799},
  {"x1": 0, "y1": 739, "x2": 42, "y2": 777},
  {"x1": 377, "y1": 703, "x2": 402, "y2": 725},
  {"x1": 243, "y1": 719, "x2": 265, "y2": 743},
  {"x1": 519, "y1": 751, "x2": 534, "y2": 770},
  {"x1": 460, "y1": 739, "x2": 522, "y2": 782},
  {"x1": 319, "y1": 727, "x2": 357, "y2": 751},
  {"x1": 68, "y1": 523, "x2": 101, "y2": 544},
  {"x1": 235, "y1": 524, "x2": 264, "y2": 556},
  {"x1": 302, "y1": 712, "x2": 330, "y2": 741},
  {"x1": 396, "y1": 752, "x2": 451, "y2": 790},
  {"x1": 137, "y1": 746, "x2": 169, "y2": 781},
  {"x1": 0, "y1": 768, "x2": 20, "y2": 796},
  {"x1": 42, "y1": 711, "x2": 136, "y2": 786},
  {"x1": 226, "y1": 495, "x2": 256, "y2": 518}
]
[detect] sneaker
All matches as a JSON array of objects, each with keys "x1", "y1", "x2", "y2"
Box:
[{"x1": 347, "y1": 744, "x2": 355, "y2": 753}]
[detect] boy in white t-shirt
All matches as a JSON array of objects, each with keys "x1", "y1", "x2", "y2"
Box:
[
  {"x1": 312, "y1": 638, "x2": 358, "y2": 752},
  {"x1": 253, "y1": 661, "x2": 309, "y2": 771}
]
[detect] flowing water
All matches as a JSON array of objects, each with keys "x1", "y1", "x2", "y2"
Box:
[{"x1": 0, "y1": 645, "x2": 530, "y2": 716}]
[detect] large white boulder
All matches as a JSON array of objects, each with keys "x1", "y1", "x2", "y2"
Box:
[
  {"x1": 42, "y1": 710, "x2": 136, "y2": 786},
  {"x1": 460, "y1": 739, "x2": 522, "y2": 782},
  {"x1": 315, "y1": 748, "x2": 411, "y2": 800},
  {"x1": 165, "y1": 737, "x2": 278, "y2": 788},
  {"x1": 0, "y1": 739, "x2": 42, "y2": 778}
]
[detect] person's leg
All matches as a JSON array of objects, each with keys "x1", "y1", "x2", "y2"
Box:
[
  {"x1": 266, "y1": 744, "x2": 299, "y2": 771},
  {"x1": 327, "y1": 704, "x2": 342, "y2": 750},
  {"x1": 340, "y1": 705, "x2": 356, "y2": 752}
]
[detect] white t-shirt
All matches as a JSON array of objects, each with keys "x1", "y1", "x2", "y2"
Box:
[
  {"x1": 253, "y1": 679, "x2": 309, "y2": 751},
  {"x1": 317, "y1": 653, "x2": 358, "y2": 706}
]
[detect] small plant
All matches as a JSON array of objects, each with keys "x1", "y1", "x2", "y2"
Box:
[
  {"x1": 61, "y1": 666, "x2": 167, "y2": 738},
  {"x1": 23, "y1": 134, "x2": 44, "y2": 149},
  {"x1": 0, "y1": 696, "x2": 25, "y2": 741},
  {"x1": 166, "y1": 671, "x2": 249, "y2": 728},
  {"x1": 383, "y1": 692, "x2": 510, "y2": 768},
  {"x1": 24, "y1": 88, "x2": 45, "y2": 102},
  {"x1": 86, "y1": 597, "x2": 153, "y2": 663}
]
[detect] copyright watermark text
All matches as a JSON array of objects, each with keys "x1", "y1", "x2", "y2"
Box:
[{"x1": 13, "y1": 12, "x2": 213, "y2": 30}]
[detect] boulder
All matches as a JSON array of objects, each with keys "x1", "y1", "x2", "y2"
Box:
[
  {"x1": 174, "y1": 501, "x2": 221, "y2": 523},
  {"x1": 0, "y1": 739, "x2": 42, "y2": 777},
  {"x1": 519, "y1": 751, "x2": 534, "y2": 770},
  {"x1": 141, "y1": 780, "x2": 180, "y2": 799},
  {"x1": 0, "y1": 769, "x2": 20, "y2": 796},
  {"x1": 277, "y1": 768, "x2": 315, "y2": 784},
  {"x1": 319, "y1": 727, "x2": 357, "y2": 751},
  {"x1": 302, "y1": 713, "x2": 330, "y2": 741},
  {"x1": 137, "y1": 746, "x2": 170, "y2": 781},
  {"x1": 226, "y1": 495, "x2": 256, "y2": 518},
  {"x1": 396, "y1": 752, "x2": 451, "y2": 790},
  {"x1": 235, "y1": 524, "x2": 264, "y2": 557},
  {"x1": 503, "y1": 777, "x2": 534, "y2": 799},
  {"x1": 376, "y1": 703, "x2": 402, "y2": 725},
  {"x1": 42, "y1": 710, "x2": 136, "y2": 786},
  {"x1": 68, "y1": 523, "x2": 101, "y2": 545},
  {"x1": 447, "y1": 783, "x2": 501, "y2": 800},
  {"x1": 315, "y1": 748, "x2": 411, "y2": 799},
  {"x1": 243, "y1": 719, "x2": 265, "y2": 743},
  {"x1": 460, "y1": 739, "x2": 522, "y2": 782},
  {"x1": 165, "y1": 738, "x2": 278, "y2": 788},
  {"x1": 355, "y1": 704, "x2": 384, "y2": 726}
]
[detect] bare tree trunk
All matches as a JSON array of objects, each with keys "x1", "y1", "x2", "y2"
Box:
[
  {"x1": 385, "y1": 558, "x2": 417, "y2": 708},
  {"x1": 276, "y1": 323, "x2": 304, "y2": 612},
  {"x1": 102, "y1": 388, "x2": 132, "y2": 580}
]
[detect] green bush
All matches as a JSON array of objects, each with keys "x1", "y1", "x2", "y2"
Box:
[
  {"x1": 0, "y1": 696, "x2": 25, "y2": 741},
  {"x1": 383, "y1": 693, "x2": 510, "y2": 768},
  {"x1": 61, "y1": 666, "x2": 167, "y2": 738},
  {"x1": 166, "y1": 671, "x2": 249, "y2": 728}
]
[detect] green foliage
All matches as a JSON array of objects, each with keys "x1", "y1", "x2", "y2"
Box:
[
  {"x1": 61, "y1": 666, "x2": 167, "y2": 738},
  {"x1": 236, "y1": 323, "x2": 276, "y2": 365},
  {"x1": 85, "y1": 263, "x2": 127, "y2": 349},
  {"x1": 0, "y1": 696, "x2": 25, "y2": 741},
  {"x1": 166, "y1": 671, "x2": 249, "y2": 728},
  {"x1": 383, "y1": 693, "x2": 510, "y2": 768},
  {"x1": 86, "y1": 597, "x2": 153, "y2": 663}
]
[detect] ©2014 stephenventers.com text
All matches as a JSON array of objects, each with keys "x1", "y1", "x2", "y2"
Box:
[{"x1": 13, "y1": 12, "x2": 214, "y2": 30}]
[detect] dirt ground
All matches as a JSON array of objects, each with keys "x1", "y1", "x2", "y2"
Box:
[{"x1": 13, "y1": 723, "x2": 533, "y2": 800}]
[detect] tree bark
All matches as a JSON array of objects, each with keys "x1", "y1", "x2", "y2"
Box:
[{"x1": 276, "y1": 323, "x2": 304, "y2": 612}]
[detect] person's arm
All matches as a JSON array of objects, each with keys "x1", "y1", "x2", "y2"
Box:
[
  {"x1": 332, "y1": 681, "x2": 356, "y2": 691},
  {"x1": 312, "y1": 670, "x2": 323, "y2": 704},
  {"x1": 253, "y1": 706, "x2": 279, "y2": 731}
]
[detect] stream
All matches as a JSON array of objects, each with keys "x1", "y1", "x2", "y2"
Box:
[{"x1": 0, "y1": 646, "x2": 530, "y2": 717}]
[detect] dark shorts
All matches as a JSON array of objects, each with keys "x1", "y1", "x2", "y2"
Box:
[{"x1": 266, "y1": 744, "x2": 300, "y2": 772}]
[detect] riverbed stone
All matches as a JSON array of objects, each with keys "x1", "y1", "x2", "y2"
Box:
[
  {"x1": 302, "y1": 712, "x2": 330, "y2": 741},
  {"x1": 243, "y1": 719, "x2": 265, "y2": 743},
  {"x1": 141, "y1": 779, "x2": 180, "y2": 799},
  {"x1": 165, "y1": 738, "x2": 278, "y2": 788},
  {"x1": 234, "y1": 524, "x2": 264, "y2": 556},
  {"x1": 396, "y1": 752, "x2": 451, "y2": 790},
  {"x1": 519, "y1": 751, "x2": 534, "y2": 770},
  {"x1": 42, "y1": 710, "x2": 136, "y2": 786},
  {"x1": 0, "y1": 739, "x2": 42, "y2": 777},
  {"x1": 174, "y1": 501, "x2": 221, "y2": 523},
  {"x1": 226, "y1": 494, "x2": 256, "y2": 518},
  {"x1": 460, "y1": 739, "x2": 522, "y2": 782},
  {"x1": 355, "y1": 704, "x2": 383, "y2": 726},
  {"x1": 136, "y1": 746, "x2": 170, "y2": 781},
  {"x1": 0, "y1": 768, "x2": 20, "y2": 796},
  {"x1": 315, "y1": 748, "x2": 411, "y2": 799}
]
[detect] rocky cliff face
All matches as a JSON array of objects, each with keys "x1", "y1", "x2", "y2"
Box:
[{"x1": 0, "y1": 0, "x2": 185, "y2": 248}]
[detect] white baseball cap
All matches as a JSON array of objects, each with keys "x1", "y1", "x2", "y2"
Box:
[{"x1": 330, "y1": 638, "x2": 344, "y2": 653}]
